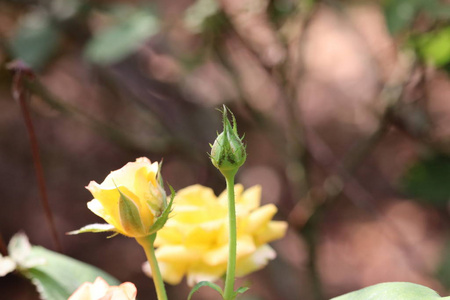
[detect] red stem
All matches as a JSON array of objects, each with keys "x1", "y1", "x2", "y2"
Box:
[
  {"x1": 0, "y1": 233, "x2": 7, "y2": 256},
  {"x1": 10, "y1": 66, "x2": 63, "y2": 252}
]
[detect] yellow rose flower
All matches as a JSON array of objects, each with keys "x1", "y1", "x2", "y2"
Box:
[
  {"x1": 143, "y1": 184, "x2": 288, "y2": 286},
  {"x1": 68, "y1": 277, "x2": 137, "y2": 300},
  {"x1": 85, "y1": 157, "x2": 168, "y2": 238}
]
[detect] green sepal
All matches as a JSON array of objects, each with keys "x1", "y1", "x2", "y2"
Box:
[
  {"x1": 233, "y1": 286, "x2": 250, "y2": 299},
  {"x1": 210, "y1": 106, "x2": 247, "y2": 177},
  {"x1": 187, "y1": 281, "x2": 223, "y2": 300},
  {"x1": 67, "y1": 223, "x2": 116, "y2": 235},
  {"x1": 117, "y1": 186, "x2": 144, "y2": 235},
  {"x1": 146, "y1": 185, "x2": 175, "y2": 235}
]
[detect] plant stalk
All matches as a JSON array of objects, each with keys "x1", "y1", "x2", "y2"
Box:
[
  {"x1": 223, "y1": 173, "x2": 237, "y2": 300},
  {"x1": 136, "y1": 234, "x2": 168, "y2": 300}
]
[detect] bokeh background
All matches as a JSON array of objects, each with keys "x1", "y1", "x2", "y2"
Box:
[{"x1": 1, "y1": 0, "x2": 450, "y2": 299}]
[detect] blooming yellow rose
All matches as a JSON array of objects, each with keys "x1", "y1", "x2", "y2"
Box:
[
  {"x1": 84, "y1": 157, "x2": 168, "y2": 238},
  {"x1": 143, "y1": 184, "x2": 288, "y2": 286},
  {"x1": 68, "y1": 277, "x2": 137, "y2": 300}
]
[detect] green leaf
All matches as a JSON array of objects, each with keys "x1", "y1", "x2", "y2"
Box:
[
  {"x1": 22, "y1": 246, "x2": 120, "y2": 300},
  {"x1": 413, "y1": 27, "x2": 450, "y2": 67},
  {"x1": 67, "y1": 223, "x2": 116, "y2": 235},
  {"x1": 331, "y1": 282, "x2": 447, "y2": 300},
  {"x1": 401, "y1": 154, "x2": 450, "y2": 206},
  {"x1": 9, "y1": 11, "x2": 60, "y2": 69},
  {"x1": 84, "y1": 7, "x2": 159, "y2": 65},
  {"x1": 384, "y1": 0, "x2": 419, "y2": 34},
  {"x1": 233, "y1": 286, "x2": 250, "y2": 299},
  {"x1": 383, "y1": 0, "x2": 442, "y2": 35},
  {"x1": 188, "y1": 281, "x2": 223, "y2": 300}
]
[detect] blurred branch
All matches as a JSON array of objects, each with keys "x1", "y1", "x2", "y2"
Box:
[
  {"x1": 23, "y1": 77, "x2": 169, "y2": 154},
  {"x1": 0, "y1": 233, "x2": 7, "y2": 256},
  {"x1": 7, "y1": 61, "x2": 63, "y2": 253}
]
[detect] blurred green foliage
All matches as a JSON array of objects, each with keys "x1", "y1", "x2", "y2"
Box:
[
  {"x1": 437, "y1": 241, "x2": 450, "y2": 290},
  {"x1": 402, "y1": 154, "x2": 450, "y2": 206},
  {"x1": 9, "y1": 11, "x2": 60, "y2": 69},
  {"x1": 85, "y1": 5, "x2": 159, "y2": 65},
  {"x1": 413, "y1": 27, "x2": 450, "y2": 68},
  {"x1": 384, "y1": 0, "x2": 450, "y2": 34},
  {"x1": 331, "y1": 282, "x2": 449, "y2": 300}
]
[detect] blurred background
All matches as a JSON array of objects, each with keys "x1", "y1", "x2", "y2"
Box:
[{"x1": 0, "y1": 0, "x2": 450, "y2": 299}]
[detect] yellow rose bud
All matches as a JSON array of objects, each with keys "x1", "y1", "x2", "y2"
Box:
[
  {"x1": 84, "y1": 157, "x2": 170, "y2": 238},
  {"x1": 68, "y1": 277, "x2": 137, "y2": 300},
  {"x1": 143, "y1": 184, "x2": 287, "y2": 286},
  {"x1": 210, "y1": 106, "x2": 246, "y2": 177}
]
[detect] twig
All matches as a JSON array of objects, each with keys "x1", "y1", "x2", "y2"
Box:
[{"x1": 7, "y1": 61, "x2": 63, "y2": 253}]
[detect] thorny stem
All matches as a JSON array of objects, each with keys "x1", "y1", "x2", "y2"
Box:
[
  {"x1": 223, "y1": 173, "x2": 237, "y2": 300},
  {"x1": 8, "y1": 62, "x2": 62, "y2": 252},
  {"x1": 136, "y1": 234, "x2": 168, "y2": 300}
]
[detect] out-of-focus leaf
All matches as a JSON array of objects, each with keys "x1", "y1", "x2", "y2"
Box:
[
  {"x1": 401, "y1": 154, "x2": 450, "y2": 206},
  {"x1": 331, "y1": 282, "x2": 449, "y2": 300},
  {"x1": 423, "y1": 2, "x2": 450, "y2": 19},
  {"x1": 414, "y1": 27, "x2": 450, "y2": 67},
  {"x1": 383, "y1": 0, "x2": 444, "y2": 34},
  {"x1": 437, "y1": 241, "x2": 450, "y2": 289},
  {"x1": 84, "y1": 8, "x2": 159, "y2": 65},
  {"x1": 9, "y1": 11, "x2": 60, "y2": 69},
  {"x1": 23, "y1": 246, "x2": 120, "y2": 300},
  {"x1": 184, "y1": 0, "x2": 220, "y2": 33},
  {"x1": 384, "y1": 0, "x2": 421, "y2": 34}
]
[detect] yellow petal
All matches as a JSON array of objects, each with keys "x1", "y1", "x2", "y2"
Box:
[
  {"x1": 158, "y1": 261, "x2": 187, "y2": 285},
  {"x1": 172, "y1": 204, "x2": 226, "y2": 224},
  {"x1": 239, "y1": 185, "x2": 261, "y2": 211},
  {"x1": 87, "y1": 199, "x2": 125, "y2": 234},
  {"x1": 246, "y1": 204, "x2": 277, "y2": 233},
  {"x1": 203, "y1": 235, "x2": 255, "y2": 266},
  {"x1": 98, "y1": 160, "x2": 151, "y2": 191},
  {"x1": 186, "y1": 263, "x2": 226, "y2": 286},
  {"x1": 185, "y1": 226, "x2": 216, "y2": 247},
  {"x1": 155, "y1": 225, "x2": 183, "y2": 246},
  {"x1": 143, "y1": 260, "x2": 186, "y2": 285},
  {"x1": 254, "y1": 221, "x2": 288, "y2": 245},
  {"x1": 175, "y1": 185, "x2": 217, "y2": 206},
  {"x1": 156, "y1": 245, "x2": 201, "y2": 263},
  {"x1": 132, "y1": 163, "x2": 162, "y2": 217},
  {"x1": 235, "y1": 245, "x2": 276, "y2": 277}
]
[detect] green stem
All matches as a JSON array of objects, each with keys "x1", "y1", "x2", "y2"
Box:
[
  {"x1": 223, "y1": 173, "x2": 237, "y2": 300},
  {"x1": 136, "y1": 234, "x2": 168, "y2": 300}
]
